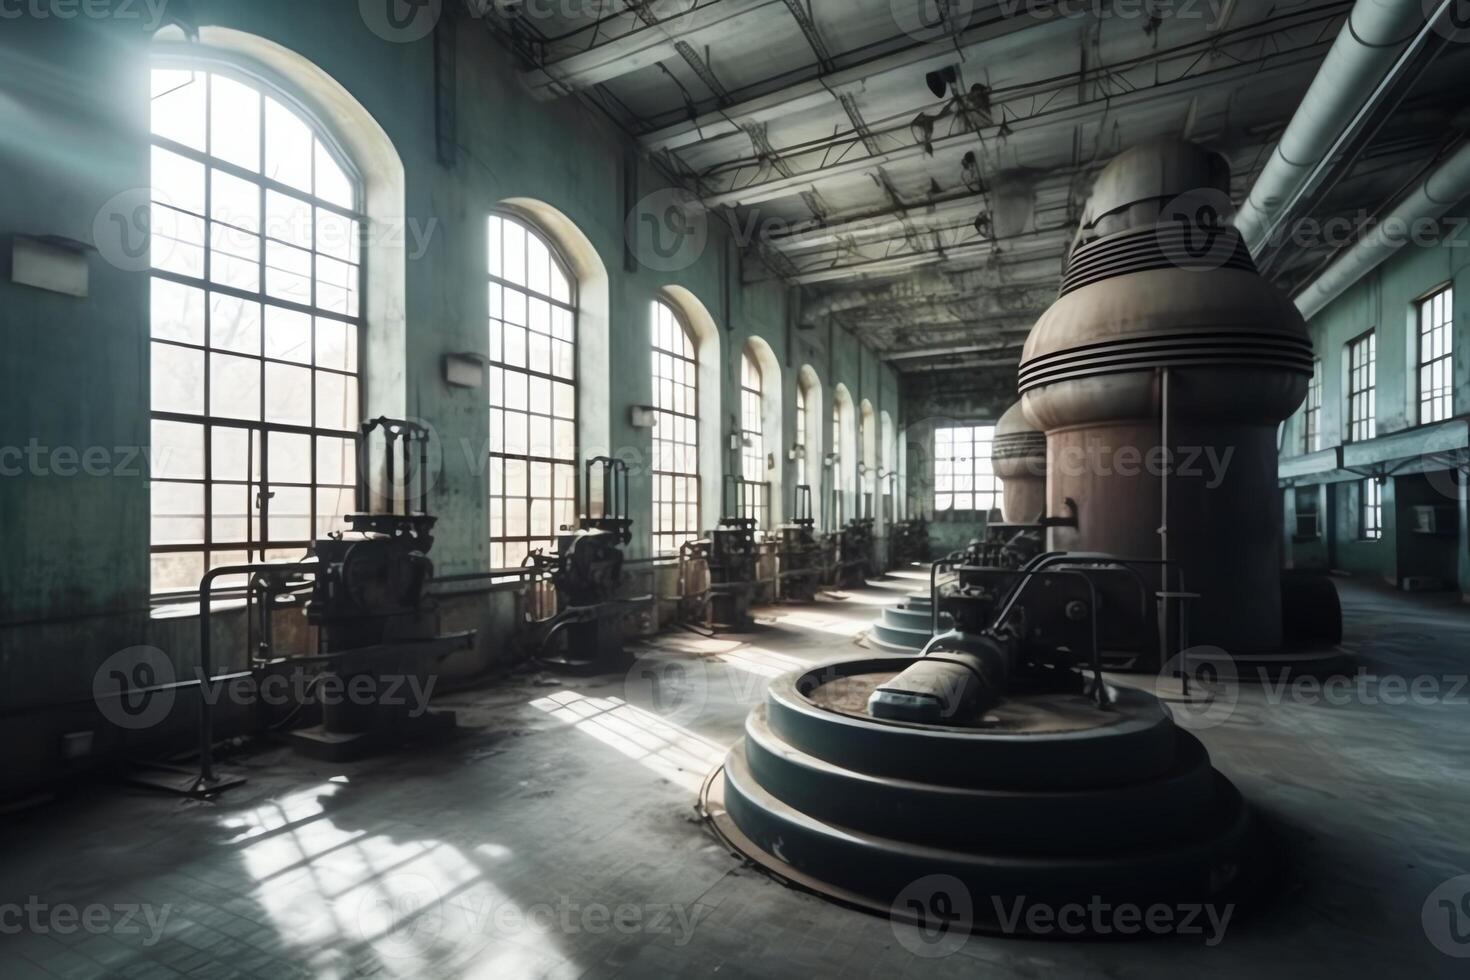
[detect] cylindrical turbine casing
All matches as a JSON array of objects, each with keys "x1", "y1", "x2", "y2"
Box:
[
  {"x1": 1019, "y1": 143, "x2": 1312, "y2": 653},
  {"x1": 992, "y1": 402, "x2": 1047, "y2": 524}
]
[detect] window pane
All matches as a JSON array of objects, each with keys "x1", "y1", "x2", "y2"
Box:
[
  {"x1": 264, "y1": 97, "x2": 312, "y2": 192},
  {"x1": 315, "y1": 140, "x2": 353, "y2": 208},
  {"x1": 152, "y1": 342, "x2": 204, "y2": 415},
  {"x1": 211, "y1": 353, "x2": 261, "y2": 421},
  {"x1": 210, "y1": 74, "x2": 260, "y2": 172},
  {"x1": 151, "y1": 69, "x2": 206, "y2": 149},
  {"x1": 151, "y1": 420, "x2": 205, "y2": 480},
  {"x1": 152, "y1": 278, "x2": 206, "y2": 345}
]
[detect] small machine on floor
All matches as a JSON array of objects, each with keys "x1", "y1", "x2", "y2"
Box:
[
  {"x1": 831, "y1": 517, "x2": 874, "y2": 588},
  {"x1": 774, "y1": 486, "x2": 822, "y2": 602},
  {"x1": 289, "y1": 417, "x2": 474, "y2": 761},
  {"x1": 887, "y1": 517, "x2": 929, "y2": 567},
  {"x1": 700, "y1": 477, "x2": 759, "y2": 630},
  {"x1": 527, "y1": 457, "x2": 636, "y2": 673}
]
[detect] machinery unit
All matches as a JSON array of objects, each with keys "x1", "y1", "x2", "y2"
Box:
[
  {"x1": 887, "y1": 516, "x2": 930, "y2": 567},
  {"x1": 703, "y1": 549, "x2": 1261, "y2": 933},
  {"x1": 774, "y1": 485, "x2": 822, "y2": 602},
  {"x1": 702, "y1": 477, "x2": 760, "y2": 630},
  {"x1": 991, "y1": 401, "x2": 1046, "y2": 524},
  {"x1": 527, "y1": 457, "x2": 636, "y2": 673},
  {"x1": 699, "y1": 140, "x2": 1347, "y2": 934},
  {"x1": 1019, "y1": 139, "x2": 1318, "y2": 654},
  {"x1": 290, "y1": 417, "x2": 474, "y2": 761},
  {"x1": 832, "y1": 516, "x2": 875, "y2": 588}
]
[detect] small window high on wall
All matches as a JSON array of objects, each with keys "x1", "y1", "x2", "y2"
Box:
[
  {"x1": 1417, "y1": 286, "x2": 1453, "y2": 424},
  {"x1": 488, "y1": 213, "x2": 578, "y2": 569},
  {"x1": 651, "y1": 301, "x2": 700, "y2": 554},
  {"x1": 1302, "y1": 359, "x2": 1321, "y2": 454},
  {"x1": 1347, "y1": 331, "x2": 1376, "y2": 444},
  {"x1": 148, "y1": 66, "x2": 363, "y2": 595},
  {"x1": 934, "y1": 425, "x2": 999, "y2": 514}
]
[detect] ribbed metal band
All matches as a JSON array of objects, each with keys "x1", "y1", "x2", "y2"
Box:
[
  {"x1": 1018, "y1": 328, "x2": 1315, "y2": 393},
  {"x1": 991, "y1": 432, "x2": 1047, "y2": 460},
  {"x1": 1060, "y1": 225, "x2": 1256, "y2": 297}
]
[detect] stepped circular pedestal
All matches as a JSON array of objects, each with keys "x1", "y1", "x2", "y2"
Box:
[
  {"x1": 868, "y1": 592, "x2": 952, "y2": 651},
  {"x1": 702, "y1": 656, "x2": 1264, "y2": 935}
]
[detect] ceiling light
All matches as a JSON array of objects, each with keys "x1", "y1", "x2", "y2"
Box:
[
  {"x1": 925, "y1": 66, "x2": 959, "y2": 99},
  {"x1": 910, "y1": 113, "x2": 935, "y2": 155}
]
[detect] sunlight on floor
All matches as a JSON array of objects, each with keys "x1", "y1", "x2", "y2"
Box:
[
  {"x1": 716, "y1": 645, "x2": 808, "y2": 678},
  {"x1": 771, "y1": 610, "x2": 870, "y2": 635},
  {"x1": 222, "y1": 783, "x2": 571, "y2": 978},
  {"x1": 529, "y1": 691, "x2": 727, "y2": 792}
]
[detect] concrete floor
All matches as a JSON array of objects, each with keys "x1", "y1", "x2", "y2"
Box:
[{"x1": 2, "y1": 571, "x2": 1468, "y2": 978}]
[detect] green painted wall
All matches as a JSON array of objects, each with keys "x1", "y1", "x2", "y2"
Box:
[
  {"x1": 1278, "y1": 213, "x2": 1470, "y2": 592},
  {"x1": 0, "y1": 5, "x2": 899, "y2": 792}
]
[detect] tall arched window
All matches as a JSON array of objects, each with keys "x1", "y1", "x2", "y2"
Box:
[
  {"x1": 740, "y1": 351, "x2": 767, "y2": 527},
  {"x1": 795, "y1": 386, "x2": 807, "y2": 492},
  {"x1": 831, "y1": 403, "x2": 844, "y2": 526},
  {"x1": 148, "y1": 66, "x2": 363, "y2": 594},
  {"x1": 488, "y1": 213, "x2": 578, "y2": 569},
  {"x1": 651, "y1": 301, "x2": 700, "y2": 554}
]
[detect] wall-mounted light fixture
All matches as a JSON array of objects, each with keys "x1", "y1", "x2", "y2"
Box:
[{"x1": 444, "y1": 352, "x2": 486, "y2": 388}]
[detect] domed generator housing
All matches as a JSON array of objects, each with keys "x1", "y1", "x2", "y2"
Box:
[
  {"x1": 991, "y1": 401, "x2": 1047, "y2": 524},
  {"x1": 1019, "y1": 141, "x2": 1313, "y2": 654}
]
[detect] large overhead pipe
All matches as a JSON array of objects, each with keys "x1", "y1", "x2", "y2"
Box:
[
  {"x1": 1020, "y1": 140, "x2": 1313, "y2": 653},
  {"x1": 1294, "y1": 139, "x2": 1470, "y2": 319},
  {"x1": 1234, "y1": 0, "x2": 1429, "y2": 251}
]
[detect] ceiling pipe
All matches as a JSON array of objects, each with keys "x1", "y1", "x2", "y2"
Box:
[
  {"x1": 1294, "y1": 138, "x2": 1470, "y2": 320},
  {"x1": 1235, "y1": 0, "x2": 1429, "y2": 251}
]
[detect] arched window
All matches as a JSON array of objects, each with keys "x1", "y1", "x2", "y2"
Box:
[
  {"x1": 740, "y1": 352, "x2": 767, "y2": 527},
  {"x1": 651, "y1": 301, "x2": 700, "y2": 554},
  {"x1": 795, "y1": 386, "x2": 807, "y2": 491},
  {"x1": 148, "y1": 66, "x2": 364, "y2": 594},
  {"x1": 488, "y1": 213, "x2": 578, "y2": 569},
  {"x1": 831, "y1": 403, "x2": 844, "y2": 526}
]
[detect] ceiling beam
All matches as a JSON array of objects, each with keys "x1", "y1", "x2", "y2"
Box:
[
  {"x1": 698, "y1": 13, "x2": 1336, "y2": 209},
  {"x1": 640, "y1": 8, "x2": 1071, "y2": 153},
  {"x1": 887, "y1": 340, "x2": 1027, "y2": 362},
  {"x1": 520, "y1": 0, "x2": 780, "y2": 100}
]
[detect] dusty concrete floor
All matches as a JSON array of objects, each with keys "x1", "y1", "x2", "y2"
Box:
[{"x1": 2, "y1": 570, "x2": 1468, "y2": 978}]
